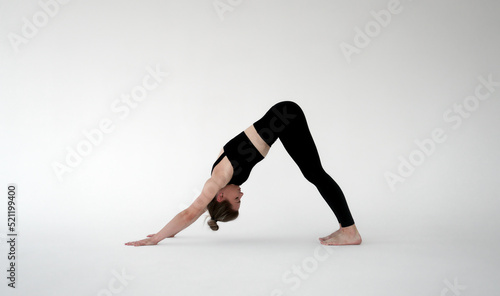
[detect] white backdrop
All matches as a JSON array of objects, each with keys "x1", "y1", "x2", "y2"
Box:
[{"x1": 1, "y1": 0, "x2": 499, "y2": 295}]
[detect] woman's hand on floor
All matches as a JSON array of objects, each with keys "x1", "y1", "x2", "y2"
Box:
[{"x1": 125, "y1": 236, "x2": 158, "y2": 247}]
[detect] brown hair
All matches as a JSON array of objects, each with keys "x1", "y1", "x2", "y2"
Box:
[{"x1": 206, "y1": 197, "x2": 239, "y2": 231}]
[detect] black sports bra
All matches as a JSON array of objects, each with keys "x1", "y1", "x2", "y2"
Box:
[{"x1": 211, "y1": 131, "x2": 264, "y2": 186}]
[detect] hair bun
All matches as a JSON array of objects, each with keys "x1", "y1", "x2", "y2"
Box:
[{"x1": 208, "y1": 219, "x2": 219, "y2": 231}]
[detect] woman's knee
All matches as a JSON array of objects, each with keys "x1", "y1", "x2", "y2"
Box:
[{"x1": 301, "y1": 166, "x2": 328, "y2": 185}]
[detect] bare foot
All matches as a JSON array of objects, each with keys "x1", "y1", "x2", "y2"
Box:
[
  {"x1": 319, "y1": 224, "x2": 344, "y2": 241},
  {"x1": 319, "y1": 224, "x2": 362, "y2": 246}
]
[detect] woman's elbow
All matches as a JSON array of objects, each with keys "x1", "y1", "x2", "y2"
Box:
[{"x1": 183, "y1": 207, "x2": 201, "y2": 222}]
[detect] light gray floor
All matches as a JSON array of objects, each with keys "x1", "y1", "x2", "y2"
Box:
[{"x1": 2, "y1": 211, "x2": 499, "y2": 296}]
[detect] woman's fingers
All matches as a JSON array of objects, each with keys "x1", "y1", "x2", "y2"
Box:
[
  {"x1": 124, "y1": 235, "x2": 155, "y2": 246},
  {"x1": 125, "y1": 239, "x2": 149, "y2": 246},
  {"x1": 125, "y1": 237, "x2": 159, "y2": 247}
]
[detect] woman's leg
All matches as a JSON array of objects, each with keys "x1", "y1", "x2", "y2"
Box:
[{"x1": 254, "y1": 102, "x2": 361, "y2": 245}]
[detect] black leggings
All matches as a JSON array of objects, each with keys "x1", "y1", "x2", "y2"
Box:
[{"x1": 253, "y1": 101, "x2": 355, "y2": 227}]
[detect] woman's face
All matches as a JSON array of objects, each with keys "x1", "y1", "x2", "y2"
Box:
[{"x1": 217, "y1": 184, "x2": 244, "y2": 211}]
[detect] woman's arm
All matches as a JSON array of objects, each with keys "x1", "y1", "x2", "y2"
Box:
[{"x1": 125, "y1": 175, "x2": 227, "y2": 246}]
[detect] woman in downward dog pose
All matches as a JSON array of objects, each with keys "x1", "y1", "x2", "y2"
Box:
[{"x1": 125, "y1": 101, "x2": 361, "y2": 247}]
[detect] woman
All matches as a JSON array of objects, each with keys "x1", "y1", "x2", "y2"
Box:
[{"x1": 125, "y1": 101, "x2": 361, "y2": 247}]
